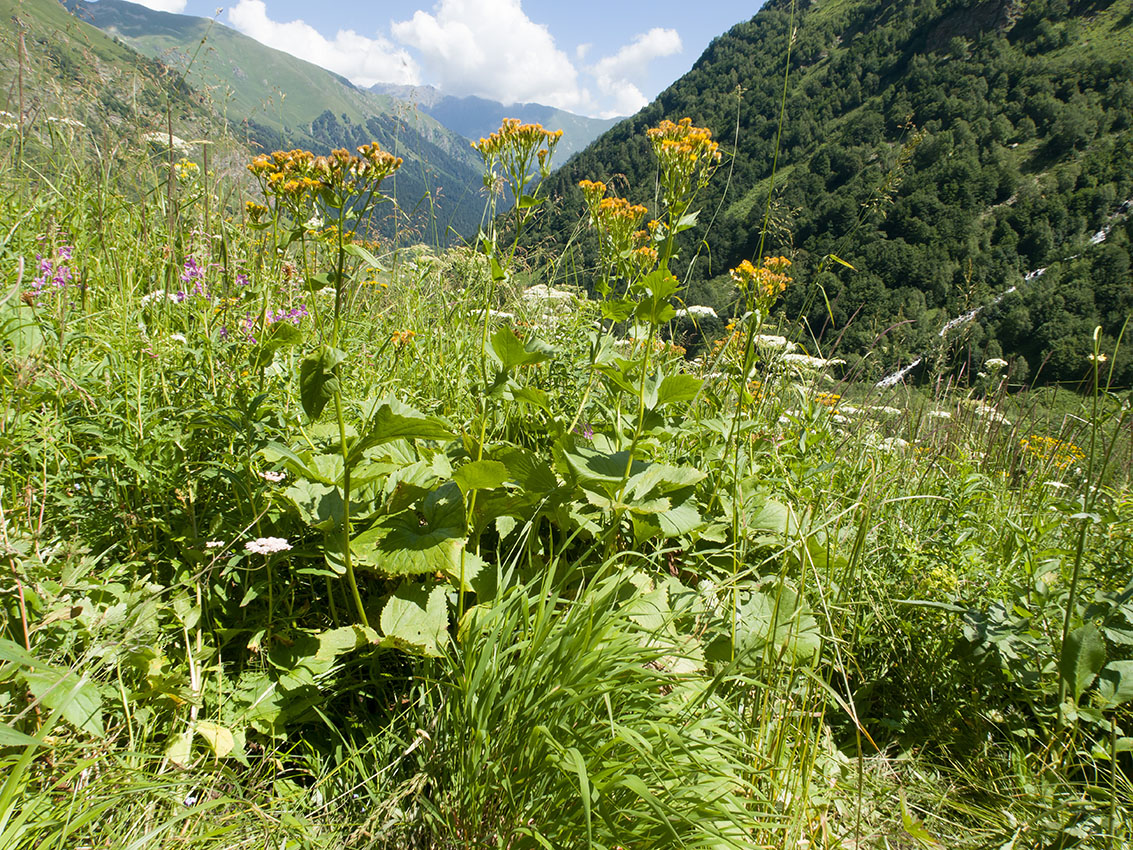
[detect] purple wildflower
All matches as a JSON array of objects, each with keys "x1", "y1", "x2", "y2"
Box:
[
  {"x1": 573, "y1": 422, "x2": 595, "y2": 441},
  {"x1": 267, "y1": 304, "x2": 308, "y2": 325},
  {"x1": 235, "y1": 272, "x2": 249, "y2": 287},
  {"x1": 29, "y1": 247, "x2": 75, "y2": 300},
  {"x1": 180, "y1": 257, "x2": 204, "y2": 284}
]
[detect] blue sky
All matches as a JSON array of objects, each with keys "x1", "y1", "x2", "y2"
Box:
[{"x1": 124, "y1": 0, "x2": 762, "y2": 117}]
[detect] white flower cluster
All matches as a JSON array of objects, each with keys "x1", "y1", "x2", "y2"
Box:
[
  {"x1": 754, "y1": 334, "x2": 797, "y2": 351},
  {"x1": 140, "y1": 290, "x2": 181, "y2": 306},
  {"x1": 245, "y1": 537, "x2": 291, "y2": 555},
  {"x1": 971, "y1": 402, "x2": 1012, "y2": 425},
  {"x1": 674, "y1": 305, "x2": 718, "y2": 319},
  {"x1": 781, "y1": 353, "x2": 844, "y2": 370},
  {"x1": 143, "y1": 131, "x2": 195, "y2": 155},
  {"x1": 522, "y1": 284, "x2": 573, "y2": 313}
]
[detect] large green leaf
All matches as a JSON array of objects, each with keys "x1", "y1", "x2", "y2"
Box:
[
  {"x1": 194, "y1": 720, "x2": 236, "y2": 759},
  {"x1": 380, "y1": 581, "x2": 450, "y2": 656},
  {"x1": 274, "y1": 625, "x2": 378, "y2": 691},
  {"x1": 0, "y1": 300, "x2": 45, "y2": 359},
  {"x1": 1096, "y1": 660, "x2": 1133, "y2": 708},
  {"x1": 654, "y1": 374, "x2": 703, "y2": 408},
  {"x1": 346, "y1": 401, "x2": 454, "y2": 466},
  {"x1": 0, "y1": 722, "x2": 41, "y2": 748},
  {"x1": 283, "y1": 479, "x2": 344, "y2": 531},
  {"x1": 453, "y1": 459, "x2": 509, "y2": 494},
  {"x1": 634, "y1": 269, "x2": 681, "y2": 325},
  {"x1": 625, "y1": 463, "x2": 706, "y2": 500},
  {"x1": 488, "y1": 326, "x2": 554, "y2": 371},
  {"x1": 299, "y1": 345, "x2": 345, "y2": 421},
  {"x1": 497, "y1": 447, "x2": 558, "y2": 494},
  {"x1": 353, "y1": 483, "x2": 466, "y2": 576},
  {"x1": 562, "y1": 447, "x2": 646, "y2": 489},
  {"x1": 248, "y1": 320, "x2": 302, "y2": 370},
  {"x1": 23, "y1": 669, "x2": 104, "y2": 738},
  {"x1": 1060, "y1": 623, "x2": 1107, "y2": 701},
  {"x1": 732, "y1": 581, "x2": 821, "y2": 663}
]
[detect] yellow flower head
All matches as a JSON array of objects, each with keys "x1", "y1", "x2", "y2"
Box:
[
  {"x1": 730, "y1": 256, "x2": 793, "y2": 306},
  {"x1": 646, "y1": 118, "x2": 721, "y2": 209},
  {"x1": 246, "y1": 142, "x2": 401, "y2": 211},
  {"x1": 1019, "y1": 434, "x2": 1085, "y2": 471}
]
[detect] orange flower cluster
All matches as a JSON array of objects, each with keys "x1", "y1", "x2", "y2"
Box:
[
  {"x1": 730, "y1": 256, "x2": 793, "y2": 304},
  {"x1": 815, "y1": 392, "x2": 841, "y2": 408},
  {"x1": 390, "y1": 329, "x2": 416, "y2": 347},
  {"x1": 245, "y1": 201, "x2": 269, "y2": 223},
  {"x1": 646, "y1": 118, "x2": 721, "y2": 207},
  {"x1": 711, "y1": 329, "x2": 743, "y2": 359},
  {"x1": 579, "y1": 179, "x2": 656, "y2": 279},
  {"x1": 247, "y1": 144, "x2": 402, "y2": 206},
  {"x1": 1019, "y1": 434, "x2": 1085, "y2": 471},
  {"x1": 473, "y1": 118, "x2": 562, "y2": 161}
]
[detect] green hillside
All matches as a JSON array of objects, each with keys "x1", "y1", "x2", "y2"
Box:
[
  {"x1": 62, "y1": 0, "x2": 488, "y2": 241},
  {"x1": 532, "y1": 0, "x2": 1133, "y2": 387},
  {"x1": 0, "y1": 0, "x2": 221, "y2": 150}
]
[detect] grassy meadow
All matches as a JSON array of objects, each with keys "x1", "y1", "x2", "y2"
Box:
[{"x1": 1, "y1": 97, "x2": 1131, "y2": 850}]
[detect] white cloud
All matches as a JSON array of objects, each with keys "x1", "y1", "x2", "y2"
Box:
[
  {"x1": 124, "y1": 0, "x2": 188, "y2": 12},
  {"x1": 391, "y1": 0, "x2": 588, "y2": 111},
  {"x1": 589, "y1": 27, "x2": 682, "y2": 117},
  {"x1": 226, "y1": 0, "x2": 421, "y2": 87}
]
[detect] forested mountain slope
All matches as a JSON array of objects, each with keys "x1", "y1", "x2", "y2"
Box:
[
  {"x1": 532, "y1": 0, "x2": 1133, "y2": 385},
  {"x1": 62, "y1": 0, "x2": 486, "y2": 241}
]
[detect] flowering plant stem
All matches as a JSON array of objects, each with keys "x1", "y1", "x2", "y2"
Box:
[{"x1": 330, "y1": 211, "x2": 368, "y2": 628}]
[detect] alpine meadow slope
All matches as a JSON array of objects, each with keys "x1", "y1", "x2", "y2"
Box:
[
  {"x1": 530, "y1": 0, "x2": 1133, "y2": 387},
  {"x1": 62, "y1": 0, "x2": 488, "y2": 241}
]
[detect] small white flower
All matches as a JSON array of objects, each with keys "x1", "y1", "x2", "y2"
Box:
[
  {"x1": 245, "y1": 537, "x2": 291, "y2": 555},
  {"x1": 206, "y1": 540, "x2": 225, "y2": 549},
  {"x1": 985, "y1": 357, "x2": 1008, "y2": 369},
  {"x1": 304, "y1": 214, "x2": 324, "y2": 231},
  {"x1": 260, "y1": 470, "x2": 286, "y2": 483},
  {"x1": 1088, "y1": 352, "x2": 1108, "y2": 363},
  {"x1": 170, "y1": 333, "x2": 188, "y2": 344}
]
